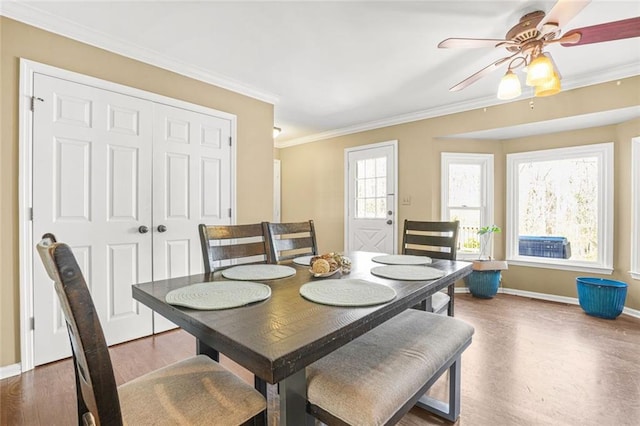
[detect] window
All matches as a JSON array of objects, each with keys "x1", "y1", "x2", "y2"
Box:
[
  {"x1": 506, "y1": 143, "x2": 613, "y2": 273},
  {"x1": 632, "y1": 137, "x2": 640, "y2": 280},
  {"x1": 441, "y1": 153, "x2": 494, "y2": 259},
  {"x1": 355, "y1": 157, "x2": 387, "y2": 219}
]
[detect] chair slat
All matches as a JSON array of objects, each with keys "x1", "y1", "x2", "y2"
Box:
[
  {"x1": 402, "y1": 220, "x2": 460, "y2": 261},
  {"x1": 209, "y1": 242, "x2": 269, "y2": 261},
  {"x1": 264, "y1": 220, "x2": 318, "y2": 263},
  {"x1": 199, "y1": 223, "x2": 269, "y2": 273}
]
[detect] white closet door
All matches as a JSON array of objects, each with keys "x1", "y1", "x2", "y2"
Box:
[
  {"x1": 151, "y1": 103, "x2": 232, "y2": 332},
  {"x1": 32, "y1": 74, "x2": 154, "y2": 365}
]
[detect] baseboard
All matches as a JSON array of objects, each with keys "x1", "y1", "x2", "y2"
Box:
[
  {"x1": 0, "y1": 363, "x2": 22, "y2": 380},
  {"x1": 455, "y1": 286, "x2": 640, "y2": 319}
]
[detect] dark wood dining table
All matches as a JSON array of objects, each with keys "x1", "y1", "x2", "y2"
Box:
[{"x1": 132, "y1": 251, "x2": 471, "y2": 425}]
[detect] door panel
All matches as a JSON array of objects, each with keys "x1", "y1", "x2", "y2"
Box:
[
  {"x1": 151, "y1": 103, "x2": 232, "y2": 332},
  {"x1": 346, "y1": 144, "x2": 396, "y2": 254},
  {"x1": 32, "y1": 74, "x2": 154, "y2": 365}
]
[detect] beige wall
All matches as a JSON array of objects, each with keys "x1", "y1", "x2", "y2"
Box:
[
  {"x1": 1, "y1": 17, "x2": 274, "y2": 367},
  {"x1": 279, "y1": 77, "x2": 640, "y2": 311}
]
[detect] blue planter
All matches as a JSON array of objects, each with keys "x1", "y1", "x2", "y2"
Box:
[
  {"x1": 576, "y1": 277, "x2": 627, "y2": 319},
  {"x1": 464, "y1": 270, "x2": 501, "y2": 298}
]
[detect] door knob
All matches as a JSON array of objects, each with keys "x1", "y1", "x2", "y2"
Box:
[
  {"x1": 138, "y1": 225, "x2": 149, "y2": 234},
  {"x1": 157, "y1": 225, "x2": 167, "y2": 233},
  {"x1": 386, "y1": 220, "x2": 393, "y2": 225}
]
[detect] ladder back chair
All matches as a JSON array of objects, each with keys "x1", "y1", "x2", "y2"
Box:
[
  {"x1": 263, "y1": 220, "x2": 318, "y2": 263},
  {"x1": 197, "y1": 222, "x2": 272, "y2": 406},
  {"x1": 36, "y1": 234, "x2": 266, "y2": 426},
  {"x1": 198, "y1": 223, "x2": 270, "y2": 273},
  {"x1": 402, "y1": 220, "x2": 460, "y2": 316}
]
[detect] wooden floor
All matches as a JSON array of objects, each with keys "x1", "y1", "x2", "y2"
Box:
[{"x1": 2, "y1": 293, "x2": 639, "y2": 425}]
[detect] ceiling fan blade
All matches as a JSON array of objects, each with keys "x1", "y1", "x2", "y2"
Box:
[
  {"x1": 537, "y1": 0, "x2": 591, "y2": 30},
  {"x1": 449, "y1": 53, "x2": 520, "y2": 92},
  {"x1": 438, "y1": 38, "x2": 514, "y2": 49},
  {"x1": 560, "y1": 16, "x2": 640, "y2": 47}
]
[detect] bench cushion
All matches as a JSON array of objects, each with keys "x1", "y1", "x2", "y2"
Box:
[
  {"x1": 118, "y1": 355, "x2": 266, "y2": 425},
  {"x1": 307, "y1": 310, "x2": 474, "y2": 426}
]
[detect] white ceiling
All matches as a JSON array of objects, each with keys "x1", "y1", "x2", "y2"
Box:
[{"x1": 3, "y1": 0, "x2": 639, "y2": 147}]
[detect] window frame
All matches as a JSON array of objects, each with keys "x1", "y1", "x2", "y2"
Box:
[
  {"x1": 441, "y1": 152, "x2": 494, "y2": 260},
  {"x1": 631, "y1": 137, "x2": 640, "y2": 280},
  {"x1": 506, "y1": 142, "x2": 614, "y2": 274}
]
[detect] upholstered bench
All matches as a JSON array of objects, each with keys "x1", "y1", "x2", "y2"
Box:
[{"x1": 306, "y1": 310, "x2": 474, "y2": 425}]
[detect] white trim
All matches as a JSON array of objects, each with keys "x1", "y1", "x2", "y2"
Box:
[
  {"x1": 273, "y1": 159, "x2": 281, "y2": 222},
  {"x1": 507, "y1": 260, "x2": 613, "y2": 275},
  {"x1": 506, "y1": 143, "x2": 614, "y2": 271},
  {"x1": 454, "y1": 286, "x2": 640, "y2": 320},
  {"x1": 344, "y1": 140, "x2": 398, "y2": 253},
  {"x1": 441, "y1": 153, "x2": 494, "y2": 259},
  {"x1": 631, "y1": 137, "x2": 640, "y2": 279},
  {"x1": 19, "y1": 59, "x2": 238, "y2": 371},
  {"x1": 0, "y1": 363, "x2": 22, "y2": 380},
  {"x1": 0, "y1": 2, "x2": 278, "y2": 105}
]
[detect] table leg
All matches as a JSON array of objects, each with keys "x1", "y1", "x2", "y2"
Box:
[
  {"x1": 279, "y1": 369, "x2": 313, "y2": 426},
  {"x1": 196, "y1": 339, "x2": 219, "y2": 362}
]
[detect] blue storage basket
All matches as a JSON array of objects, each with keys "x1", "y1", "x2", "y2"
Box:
[{"x1": 576, "y1": 277, "x2": 627, "y2": 319}]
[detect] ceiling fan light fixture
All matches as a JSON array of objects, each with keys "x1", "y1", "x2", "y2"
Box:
[
  {"x1": 526, "y1": 52, "x2": 554, "y2": 86},
  {"x1": 497, "y1": 70, "x2": 522, "y2": 100},
  {"x1": 534, "y1": 71, "x2": 562, "y2": 97}
]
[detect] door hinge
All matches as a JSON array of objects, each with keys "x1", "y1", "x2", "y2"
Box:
[
  {"x1": 229, "y1": 136, "x2": 232, "y2": 146},
  {"x1": 30, "y1": 96, "x2": 44, "y2": 111},
  {"x1": 228, "y1": 208, "x2": 232, "y2": 218},
  {"x1": 30, "y1": 317, "x2": 35, "y2": 330},
  {"x1": 29, "y1": 207, "x2": 33, "y2": 221}
]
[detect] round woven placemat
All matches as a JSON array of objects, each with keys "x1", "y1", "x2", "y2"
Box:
[
  {"x1": 221, "y1": 264, "x2": 296, "y2": 281},
  {"x1": 370, "y1": 265, "x2": 445, "y2": 281},
  {"x1": 166, "y1": 281, "x2": 271, "y2": 310},
  {"x1": 371, "y1": 254, "x2": 432, "y2": 265},
  {"x1": 300, "y1": 279, "x2": 396, "y2": 307}
]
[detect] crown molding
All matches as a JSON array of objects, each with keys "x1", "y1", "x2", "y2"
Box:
[
  {"x1": 275, "y1": 94, "x2": 499, "y2": 148},
  {"x1": 276, "y1": 65, "x2": 640, "y2": 148},
  {"x1": 0, "y1": 1, "x2": 279, "y2": 105}
]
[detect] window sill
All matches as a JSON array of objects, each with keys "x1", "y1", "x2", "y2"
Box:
[
  {"x1": 507, "y1": 257, "x2": 613, "y2": 274},
  {"x1": 630, "y1": 271, "x2": 640, "y2": 280}
]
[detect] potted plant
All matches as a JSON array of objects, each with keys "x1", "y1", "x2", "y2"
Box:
[{"x1": 463, "y1": 225, "x2": 508, "y2": 298}]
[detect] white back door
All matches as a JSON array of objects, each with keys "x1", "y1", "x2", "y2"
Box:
[
  {"x1": 345, "y1": 142, "x2": 397, "y2": 253},
  {"x1": 32, "y1": 74, "x2": 154, "y2": 365}
]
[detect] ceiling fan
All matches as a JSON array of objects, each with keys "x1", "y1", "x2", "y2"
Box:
[{"x1": 438, "y1": 0, "x2": 640, "y2": 99}]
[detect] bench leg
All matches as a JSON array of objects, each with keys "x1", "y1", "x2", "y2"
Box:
[
  {"x1": 415, "y1": 356, "x2": 461, "y2": 422},
  {"x1": 447, "y1": 284, "x2": 455, "y2": 317}
]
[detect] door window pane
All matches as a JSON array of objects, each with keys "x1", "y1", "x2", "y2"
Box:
[{"x1": 355, "y1": 157, "x2": 387, "y2": 219}]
